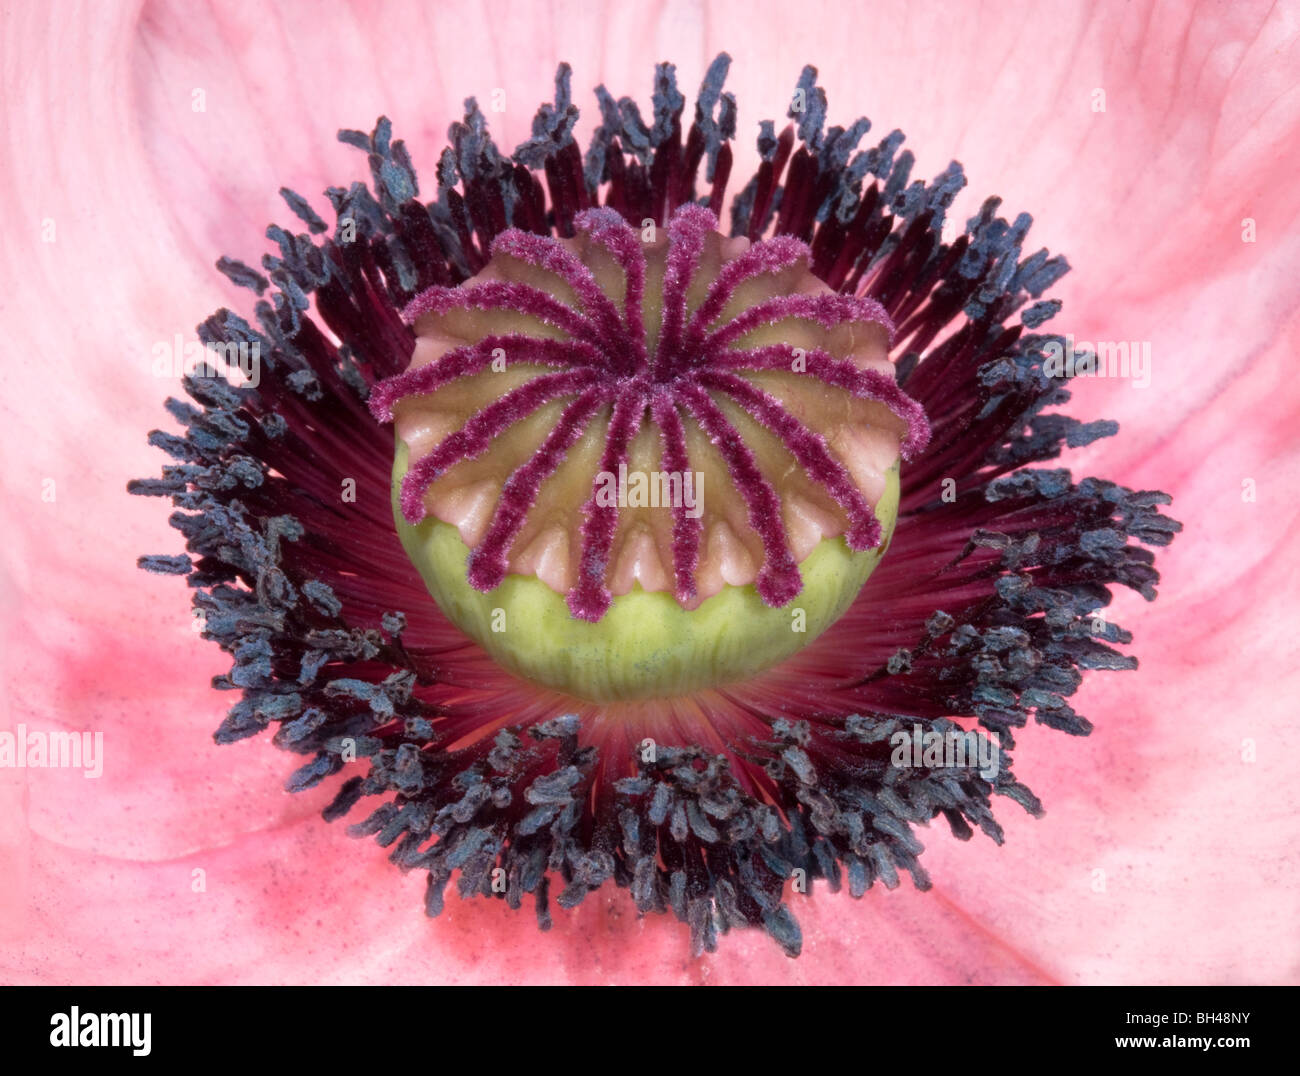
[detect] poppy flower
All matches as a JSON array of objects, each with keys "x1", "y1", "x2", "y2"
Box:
[{"x1": 2, "y1": 0, "x2": 1297, "y2": 985}]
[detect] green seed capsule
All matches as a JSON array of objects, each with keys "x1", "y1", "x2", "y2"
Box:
[{"x1": 394, "y1": 437, "x2": 900, "y2": 701}]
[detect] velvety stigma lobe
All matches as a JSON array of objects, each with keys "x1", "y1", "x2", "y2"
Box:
[{"x1": 371, "y1": 204, "x2": 929, "y2": 625}]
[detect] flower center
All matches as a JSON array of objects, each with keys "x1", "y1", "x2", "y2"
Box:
[
  {"x1": 132, "y1": 53, "x2": 1182, "y2": 958},
  {"x1": 371, "y1": 204, "x2": 927, "y2": 700}
]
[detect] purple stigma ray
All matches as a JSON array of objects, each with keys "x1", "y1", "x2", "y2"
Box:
[
  {"x1": 466, "y1": 385, "x2": 610, "y2": 592},
  {"x1": 573, "y1": 209, "x2": 648, "y2": 373},
  {"x1": 713, "y1": 344, "x2": 931, "y2": 460},
  {"x1": 375, "y1": 203, "x2": 930, "y2": 618},
  {"x1": 674, "y1": 379, "x2": 802, "y2": 607},
  {"x1": 489, "y1": 229, "x2": 627, "y2": 352},
  {"x1": 369, "y1": 335, "x2": 597, "y2": 421},
  {"x1": 568, "y1": 386, "x2": 649, "y2": 622},
  {"x1": 704, "y1": 292, "x2": 895, "y2": 352},
  {"x1": 398, "y1": 368, "x2": 601, "y2": 523},
  {"x1": 400, "y1": 280, "x2": 602, "y2": 348},
  {"x1": 686, "y1": 234, "x2": 809, "y2": 347},
  {"x1": 693, "y1": 368, "x2": 883, "y2": 551},
  {"x1": 655, "y1": 204, "x2": 715, "y2": 380},
  {"x1": 650, "y1": 389, "x2": 701, "y2": 604}
]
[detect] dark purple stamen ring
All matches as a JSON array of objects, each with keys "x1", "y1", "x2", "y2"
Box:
[{"x1": 132, "y1": 54, "x2": 1183, "y2": 957}]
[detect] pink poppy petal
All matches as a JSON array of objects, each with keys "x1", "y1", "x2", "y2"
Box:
[{"x1": 2, "y1": 0, "x2": 1296, "y2": 985}]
